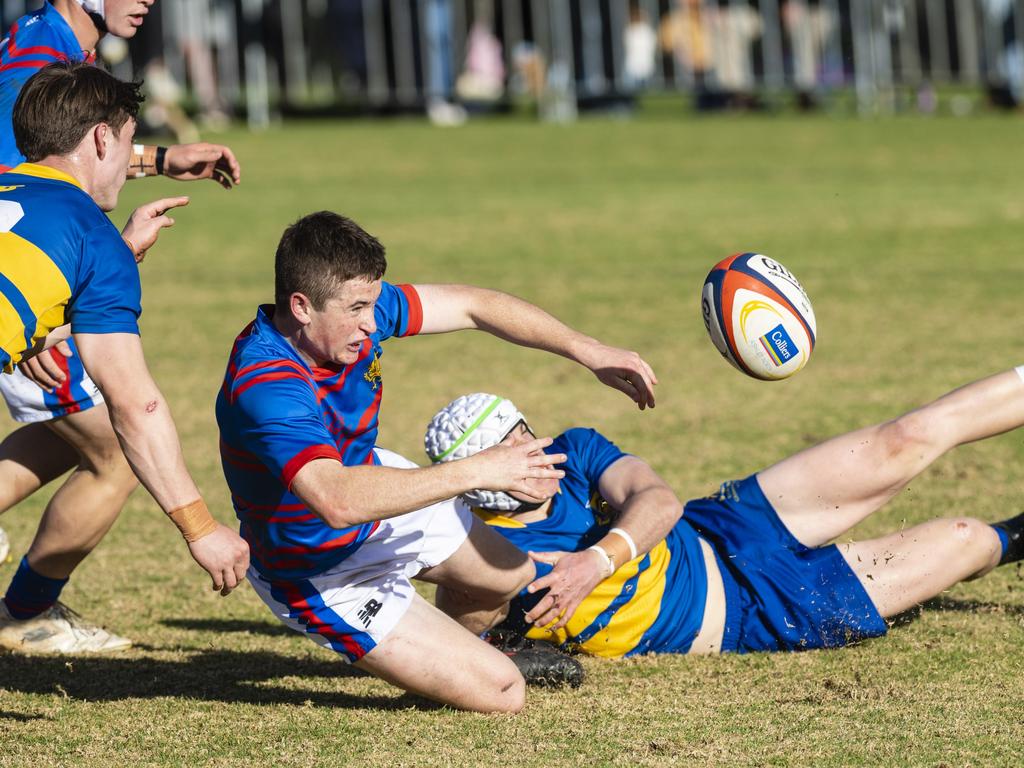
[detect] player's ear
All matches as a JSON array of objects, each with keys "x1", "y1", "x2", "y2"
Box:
[
  {"x1": 92, "y1": 123, "x2": 109, "y2": 161},
  {"x1": 289, "y1": 293, "x2": 314, "y2": 325}
]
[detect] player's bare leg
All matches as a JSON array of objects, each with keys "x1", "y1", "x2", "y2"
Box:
[
  {"x1": 0, "y1": 422, "x2": 79, "y2": 516},
  {"x1": 419, "y1": 516, "x2": 533, "y2": 634},
  {"x1": 355, "y1": 592, "x2": 526, "y2": 713},
  {"x1": 0, "y1": 407, "x2": 136, "y2": 653},
  {"x1": 25, "y1": 406, "x2": 137, "y2": 579},
  {"x1": 758, "y1": 369, "x2": 1024, "y2": 547},
  {"x1": 421, "y1": 516, "x2": 585, "y2": 688},
  {"x1": 838, "y1": 517, "x2": 1002, "y2": 618}
]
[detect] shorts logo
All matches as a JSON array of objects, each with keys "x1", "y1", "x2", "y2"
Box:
[
  {"x1": 363, "y1": 352, "x2": 382, "y2": 390},
  {"x1": 758, "y1": 324, "x2": 798, "y2": 366},
  {"x1": 357, "y1": 599, "x2": 382, "y2": 627}
]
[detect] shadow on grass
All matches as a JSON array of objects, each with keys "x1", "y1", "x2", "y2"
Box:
[
  {"x1": 160, "y1": 617, "x2": 294, "y2": 637},
  {"x1": 890, "y1": 595, "x2": 1024, "y2": 628},
  {"x1": 0, "y1": 649, "x2": 441, "y2": 711}
]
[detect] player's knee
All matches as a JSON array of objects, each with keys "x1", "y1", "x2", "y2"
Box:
[
  {"x1": 947, "y1": 517, "x2": 1000, "y2": 561},
  {"x1": 878, "y1": 411, "x2": 938, "y2": 462},
  {"x1": 488, "y1": 668, "x2": 526, "y2": 714}
]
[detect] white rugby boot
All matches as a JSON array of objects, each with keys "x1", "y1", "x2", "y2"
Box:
[
  {"x1": 0, "y1": 601, "x2": 132, "y2": 653},
  {"x1": 0, "y1": 527, "x2": 9, "y2": 564}
]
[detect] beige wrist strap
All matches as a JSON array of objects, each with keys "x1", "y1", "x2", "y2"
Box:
[{"x1": 167, "y1": 498, "x2": 218, "y2": 542}]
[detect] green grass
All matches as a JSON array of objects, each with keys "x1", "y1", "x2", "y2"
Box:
[{"x1": 2, "y1": 113, "x2": 1023, "y2": 766}]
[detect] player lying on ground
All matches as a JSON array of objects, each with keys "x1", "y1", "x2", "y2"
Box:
[
  {"x1": 216, "y1": 211, "x2": 657, "y2": 713},
  {"x1": 0, "y1": 0, "x2": 242, "y2": 654},
  {"x1": 425, "y1": 370, "x2": 1024, "y2": 656},
  {"x1": 0, "y1": 62, "x2": 248, "y2": 654}
]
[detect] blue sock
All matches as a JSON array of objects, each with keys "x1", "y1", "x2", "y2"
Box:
[
  {"x1": 3, "y1": 556, "x2": 68, "y2": 619},
  {"x1": 992, "y1": 525, "x2": 1009, "y2": 559}
]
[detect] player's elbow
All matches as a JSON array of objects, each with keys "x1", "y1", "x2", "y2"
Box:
[{"x1": 316, "y1": 500, "x2": 362, "y2": 529}]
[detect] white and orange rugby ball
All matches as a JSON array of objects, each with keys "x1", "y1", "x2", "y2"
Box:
[{"x1": 701, "y1": 253, "x2": 816, "y2": 381}]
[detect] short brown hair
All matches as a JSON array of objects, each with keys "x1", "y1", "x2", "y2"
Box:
[
  {"x1": 13, "y1": 61, "x2": 143, "y2": 162},
  {"x1": 275, "y1": 212, "x2": 388, "y2": 312}
]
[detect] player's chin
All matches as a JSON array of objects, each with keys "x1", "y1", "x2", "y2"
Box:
[{"x1": 110, "y1": 20, "x2": 142, "y2": 38}]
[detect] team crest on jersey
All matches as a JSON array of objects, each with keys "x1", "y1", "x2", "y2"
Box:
[{"x1": 363, "y1": 352, "x2": 382, "y2": 390}]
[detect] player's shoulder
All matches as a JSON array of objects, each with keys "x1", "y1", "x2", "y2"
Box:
[
  {"x1": 3, "y1": 7, "x2": 73, "y2": 58},
  {"x1": 555, "y1": 427, "x2": 611, "y2": 450}
]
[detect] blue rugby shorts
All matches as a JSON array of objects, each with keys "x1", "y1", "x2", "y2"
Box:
[{"x1": 682, "y1": 474, "x2": 888, "y2": 653}]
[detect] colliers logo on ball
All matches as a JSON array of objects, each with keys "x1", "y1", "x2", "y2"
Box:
[{"x1": 758, "y1": 323, "x2": 799, "y2": 367}]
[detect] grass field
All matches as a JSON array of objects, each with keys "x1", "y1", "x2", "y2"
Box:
[{"x1": 2, "y1": 112, "x2": 1023, "y2": 766}]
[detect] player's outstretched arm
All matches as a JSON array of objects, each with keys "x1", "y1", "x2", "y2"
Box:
[
  {"x1": 73, "y1": 332, "x2": 250, "y2": 595},
  {"x1": 291, "y1": 438, "x2": 567, "y2": 529},
  {"x1": 163, "y1": 143, "x2": 241, "y2": 189},
  {"x1": 525, "y1": 456, "x2": 683, "y2": 630},
  {"x1": 413, "y1": 284, "x2": 658, "y2": 409},
  {"x1": 121, "y1": 196, "x2": 190, "y2": 262}
]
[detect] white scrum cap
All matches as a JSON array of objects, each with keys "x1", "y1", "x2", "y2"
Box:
[{"x1": 424, "y1": 393, "x2": 528, "y2": 511}]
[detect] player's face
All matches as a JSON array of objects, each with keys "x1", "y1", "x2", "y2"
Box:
[
  {"x1": 302, "y1": 277, "x2": 381, "y2": 367},
  {"x1": 500, "y1": 422, "x2": 561, "y2": 501},
  {"x1": 92, "y1": 117, "x2": 136, "y2": 211},
  {"x1": 103, "y1": 0, "x2": 156, "y2": 39}
]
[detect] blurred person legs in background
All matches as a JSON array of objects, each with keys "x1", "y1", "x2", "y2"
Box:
[
  {"x1": 783, "y1": 0, "x2": 835, "y2": 110},
  {"x1": 424, "y1": 0, "x2": 467, "y2": 125}
]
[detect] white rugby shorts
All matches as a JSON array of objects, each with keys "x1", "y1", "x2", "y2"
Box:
[
  {"x1": 0, "y1": 350, "x2": 103, "y2": 423},
  {"x1": 247, "y1": 447, "x2": 473, "y2": 662}
]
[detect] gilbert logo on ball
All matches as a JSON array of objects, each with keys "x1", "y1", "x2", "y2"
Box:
[{"x1": 701, "y1": 253, "x2": 816, "y2": 381}]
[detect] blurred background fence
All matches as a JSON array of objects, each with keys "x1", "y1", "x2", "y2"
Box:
[{"x1": 2, "y1": 1, "x2": 1022, "y2": 130}]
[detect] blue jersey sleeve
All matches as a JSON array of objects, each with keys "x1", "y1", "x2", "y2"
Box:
[
  {"x1": 374, "y1": 282, "x2": 422, "y2": 342},
  {"x1": 233, "y1": 372, "x2": 343, "y2": 487},
  {"x1": 559, "y1": 428, "x2": 627, "y2": 488},
  {"x1": 66, "y1": 224, "x2": 141, "y2": 335}
]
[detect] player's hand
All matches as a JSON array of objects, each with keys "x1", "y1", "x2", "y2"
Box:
[
  {"x1": 16, "y1": 341, "x2": 73, "y2": 392},
  {"x1": 186, "y1": 523, "x2": 250, "y2": 596},
  {"x1": 469, "y1": 437, "x2": 566, "y2": 500},
  {"x1": 523, "y1": 549, "x2": 608, "y2": 630},
  {"x1": 122, "y1": 196, "x2": 190, "y2": 262},
  {"x1": 164, "y1": 143, "x2": 241, "y2": 189},
  {"x1": 578, "y1": 342, "x2": 657, "y2": 410}
]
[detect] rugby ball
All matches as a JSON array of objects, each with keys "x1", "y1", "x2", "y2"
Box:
[{"x1": 701, "y1": 253, "x2": 816, "y2": 381}]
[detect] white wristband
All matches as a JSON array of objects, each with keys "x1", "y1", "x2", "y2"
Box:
[
  {"x1": 587, "y1": 544, "x2": 614, "y2": 578},
  {"x1": 609, "y1": 527, "x2": 638, "y2": 561}
]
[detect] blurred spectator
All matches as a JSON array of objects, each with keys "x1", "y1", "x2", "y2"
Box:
[
  {"x1": 166, "y1": 0, "x2": 231, "y2": 129},
  {"x1": 424, "y1": 0, "x2": 467, "y2": 125},
  {"x1": 660, "y1": 0, "x2": 762, "y2": 111},
  {"x1": 623, "y1": 0, "x2": 657, "y2": 90},
  {"x1": 456, "y1": 0, "x2": 505, "y2": 108},
  {"x1": 782, "y1": 0, "x2": 835, "y2": 110}
]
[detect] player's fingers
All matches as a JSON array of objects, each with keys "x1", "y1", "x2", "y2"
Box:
[
  {"x1": 523, "y1": 593, "x2": 555, "y2": 621},
  {"x1": 55, "y1": 340, "x2": 73, "y2": 357},
  {"x1": 527, "y1": 550, "x2": 562, "y2": 567},
  {"x1": 38, "y1": 351, "x2": 66, "y2": 382},
  {"x1": 211, "y1": 166, "x2": 234, "y2": 190},
  {"x1": 527, "y1": 451, "x2": 566, "y2": 467},
  {"x1": 215, "y1": 146, "x2": 242, "y2": 183},
  {"x1": 521, "y1": 436, "x2": 554, "y2": 454},
  {"x1": 210, "y1": 573, "x2": 225, "y2": 592},
  {"x1": 221, "y1": 568, "x2": 238, "y2": 596},
  {"x1": 641, "y1": 358, "x2": 659, "y2": 387}
]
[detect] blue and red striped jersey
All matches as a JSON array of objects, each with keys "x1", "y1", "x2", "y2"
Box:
[
  {"x1": 216, "y1": 281, "x2": 423, "y2": 579},
  {"x1": 0, "y1": 3, "x2": 94, "y2": 171}
]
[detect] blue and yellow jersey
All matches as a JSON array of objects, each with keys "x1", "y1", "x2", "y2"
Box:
[
  {"x1": 0, "y1": 163, "x2": 141, "y2": 373},
  {"x1": 480, "y1": 428, "x2": 710, "y2": 658},
  {"x1": 0, "y1": 3, "x2": 92, "y2": 170},
  {"x1": 216, "y1": 283, "x2": 424, "y2": 580}
]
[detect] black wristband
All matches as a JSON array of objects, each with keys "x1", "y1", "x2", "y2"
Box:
[{"x1": 155, "y1": 146, "x2": 167, "y2": 175}]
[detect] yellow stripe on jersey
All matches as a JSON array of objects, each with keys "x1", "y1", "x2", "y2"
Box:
[
  {"x1": 0, "y1": 231, "x2": 71, "y2": 369},
  {"x1": 8, "y1": 163, "x2": 83, "y2": 188},
  {"x1": 472, "y1": 509, "x2": 527, "y2": 529},
  {"x1": 525, "y1": 539, "x2": 672, "y2": 658}
]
